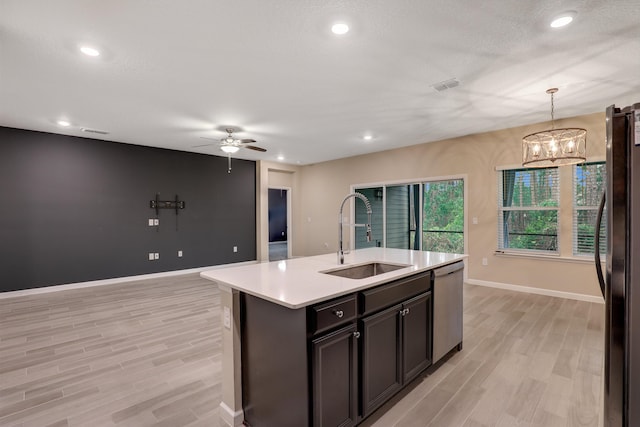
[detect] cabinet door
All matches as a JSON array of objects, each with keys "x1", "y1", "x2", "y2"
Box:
[
  {"x1": 360, "y1": 304, "x2": 402, "y2": 418},
  {"x1": 402, "y1": 292, "x2": 432, "y2": 384},
  {"x1": 312, "y1": 324, "x2": 358, "y2": 427}
]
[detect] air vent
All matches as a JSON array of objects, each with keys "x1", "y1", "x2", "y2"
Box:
[
  {"x1": 80, "y1": 127, "x2": 109, "y2": 135},
  {"x1": 431, "y1": 78, "x2": 460, "y2": 92}
]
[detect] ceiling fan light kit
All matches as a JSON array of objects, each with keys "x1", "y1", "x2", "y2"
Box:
[
  {"x1": 522, "y1": 88, "x2": 586, "y2": 168},
  {"x1": 193, "y1": 128, "x2": 266, "y2": 173},
  {"x1": 204, "y1": 128, "x2": 266, "y2": 173},
  {"x1": 220, "y1": 145, "x2": 240, "y2": 154}
]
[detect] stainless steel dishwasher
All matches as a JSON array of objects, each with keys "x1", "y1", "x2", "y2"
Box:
[{"x1": 433, "y1": 261, "x2": 464, "y2": 363}]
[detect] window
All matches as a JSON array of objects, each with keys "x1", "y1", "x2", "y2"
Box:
[
  {"x1": 574, "y1": 162, "x2": 606, "y2": 255},
  {"x1": 354, "y1": 187, "x2": 384, "y2": 248},
  {"x1": 355, "y1": 178, "x2": 465, "y2": 254},
  {"x1": 385, "y1": 184, "x2": 414, "y2": 250},
  {"x1": 423, "y1": 179, "x2": 464, "y2": 253},
  {"x1": 498, "y1": 167, "x2": 559, "y2": 253}
]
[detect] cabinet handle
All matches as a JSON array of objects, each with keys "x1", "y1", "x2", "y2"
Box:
[
  {"x1": 334, "y1": 310, "x2": 344, "y2": 318},
  {"x1": 400, "y1": 308, "x2": 410, "y2": 316},
  {"x1": 353, "y1": 331, "x2": 361, "y2": 339},
  {"x1": 405, "y1": 307, "x2": 410, "y2": 315}
]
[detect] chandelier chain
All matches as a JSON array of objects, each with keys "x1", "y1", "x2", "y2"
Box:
[{"x1": 550, "y1": 91, "x2": 555, "y2": 129}]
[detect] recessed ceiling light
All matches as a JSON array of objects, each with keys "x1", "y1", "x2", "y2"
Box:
[
  {"x1": 331, "y1": 23, "x2": 349, "y2": 35},
  {"x1": 277, "y1": 155, "x2": 285, "y2": 161},
  {"x1": 550, "y1": 11, "x2": 577, "y2": 28},
  {"x1": 80, "y1": 46, "x2": 100, "y2": 57},
  {"x1": 57, "y1": 120, "x2": 71, "y2": 127},
  {"x1": 363, "y1": 135, "x2": 373, "y2": 141}
]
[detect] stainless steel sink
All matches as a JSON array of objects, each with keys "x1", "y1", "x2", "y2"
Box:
[{"x1": 320, "y1": 262, "x2": 411, "y2": 279}]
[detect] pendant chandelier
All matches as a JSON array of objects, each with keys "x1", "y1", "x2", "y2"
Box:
[{"x1": 522, "y1": 88, "x2": 586, "y2": 167}]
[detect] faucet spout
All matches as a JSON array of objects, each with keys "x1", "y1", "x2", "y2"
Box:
[{"x1": 338, "y1": 192, "x2": 373, "y2": 264}]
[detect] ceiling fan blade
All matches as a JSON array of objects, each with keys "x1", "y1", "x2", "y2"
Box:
[
  {"x1": 192, "y1": 143, "x2": 214, "y2": 148},
  {"x1": 238, "y1": 139, "x2": 257, "y2": 144},
  {"x1": 245, "y1": 145, "x2": 267, "y2": 152},
  {"x1": 199, "y1": 136, "x2": 218, "y2": 141}
]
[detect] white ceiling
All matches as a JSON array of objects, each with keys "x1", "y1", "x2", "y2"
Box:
[{"x1": 1, "y1": 1, "x2": 639, "y2": 165}]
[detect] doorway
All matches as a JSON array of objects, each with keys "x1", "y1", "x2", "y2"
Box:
[{"x1": 268, "y1": 188, "x2": 290, "y2": 261}]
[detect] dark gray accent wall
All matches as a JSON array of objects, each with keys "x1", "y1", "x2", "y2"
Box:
[{"x1": 0, "y1": 126, "x2": 256, "y2": 292}]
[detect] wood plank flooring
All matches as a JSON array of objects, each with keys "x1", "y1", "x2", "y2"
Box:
[
  {"x1": 0, "y1": 275, "x2": 221, "y2": 427},
  {"x1": 361, "y1": 284, "x2": 604, "y2": 427},
  {"x1": 0, "y1": 275, "x2": 603, "y2": 427}
]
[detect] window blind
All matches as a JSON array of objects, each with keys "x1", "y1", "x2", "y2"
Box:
[{"x1": 573, "y1": 162, "x2": 606, "y2": 255}]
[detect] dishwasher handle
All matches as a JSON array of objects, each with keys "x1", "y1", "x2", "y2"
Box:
[{"x1": 434, "y1": 262, "x2": 464, "y2": 277}]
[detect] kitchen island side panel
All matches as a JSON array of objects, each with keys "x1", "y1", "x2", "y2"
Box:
[{"x1": 241, "y1": 293, "x2": 310, "y2": 427}]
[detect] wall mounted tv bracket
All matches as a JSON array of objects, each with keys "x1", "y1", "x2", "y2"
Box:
[{"x1": 150, "y1": 194, "x2": 185, "y2": 216}]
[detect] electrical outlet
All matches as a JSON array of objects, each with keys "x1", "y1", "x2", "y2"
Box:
[
  {"x1": 472, "y1": 216, "x2": 478, "y2": 225},
  {"x1": 148, "y1": 253, "x2": 154, "y2": 261},
  {"x1": 223, "y1": 306, "x2": 231, "y2": 329},
  {"x1": 178, "y1": 250, "x2": 183, "y2": 257},
  {"x1": 154, "y1": 253, "x2": 159, "y2": 260},
  {"x1": 154, "y1": 219, "x2": 159, "y2": 226},
  {"x1": 482, "y1": 257, "x2": 488, "y2": 266},
  {"x1": 148, "y1": 219, "x2": 154, "y2": 226},
  {"x1": 233, "y1": 246, "x2": 238, "y2": 253}
]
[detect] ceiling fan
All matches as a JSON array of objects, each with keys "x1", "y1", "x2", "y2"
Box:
[{"x1": 194, "y1": 128, "x2": 266, "y2": 173}]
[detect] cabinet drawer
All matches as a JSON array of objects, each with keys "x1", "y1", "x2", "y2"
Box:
[
  {"x1": 311, "y1": 294, "x2": 357, "y2": 334},
  {"x1": 360, "y1": 271, "x2": 431, "y2": 316}
]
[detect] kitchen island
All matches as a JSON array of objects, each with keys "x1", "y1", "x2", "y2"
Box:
[{"x1": 201, "y1": 247, "x2": 466, "y2": 427}]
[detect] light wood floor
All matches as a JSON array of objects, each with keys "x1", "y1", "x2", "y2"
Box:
[
  {"x1": 0, "y1": 275, "x2": 603, "y2": 427},
  {"x1": 0, "y1": 275, "x2": 221, "y2": 427},
  {"x1": 361, "y1": 284, "x2": 604, "y2": 427}
]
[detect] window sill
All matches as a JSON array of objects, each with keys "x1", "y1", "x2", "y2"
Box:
[{"x1": 494, "y1": 251, "x2": 602, "y2": 265}]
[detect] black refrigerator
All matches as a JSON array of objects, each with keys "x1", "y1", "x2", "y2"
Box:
[{"x1": 598, "y1": 102, "x2": 640, "y2": 427}]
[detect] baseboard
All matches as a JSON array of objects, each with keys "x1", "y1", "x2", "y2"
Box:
[
  {"x1": 465, "y1": 278, "x2": 604, "y2": 304},
  {"x1": 219, "y1": 401, "x2": 244, "y2": 427},
  {"x1": 0, "y1": 260, "x2": 259, "y2": 300}
]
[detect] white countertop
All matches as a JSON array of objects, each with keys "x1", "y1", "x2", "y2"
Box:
[{"x1": 200, "y1": 248, "x2": 466, "y2": 309}]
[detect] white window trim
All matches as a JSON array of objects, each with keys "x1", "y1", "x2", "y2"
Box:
[{"x1": 497, "y1": 167, "x2": 560, "y2": 255}]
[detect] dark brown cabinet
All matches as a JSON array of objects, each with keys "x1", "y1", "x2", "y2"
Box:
[
  {"x1": 240, "y1": 269, "x2": 444, "y2": 427},
  {"x1": 360, "y1": 303, "x2": 403, "y2": 417},
  {"x1": 312, "y1": 324, "x2": 358, "y2": 427},
  {"x1": 360, "y1": 291, "x2": 432, "y2": 418},
  {"x1": 402, "y1": 292, "x2": 432, "y2": 383}
]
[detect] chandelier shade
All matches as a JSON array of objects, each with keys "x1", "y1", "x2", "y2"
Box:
[
  {"x1": 522, "y1": 88, "x2": 586, "y2": 168},
  {"x1": 522, "y1": 127, "x2": 587, "y2": 167}
]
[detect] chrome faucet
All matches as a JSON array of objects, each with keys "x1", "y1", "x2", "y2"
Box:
[{"x1": 338, "y1": 192, "x2": 372, "y2": 264}]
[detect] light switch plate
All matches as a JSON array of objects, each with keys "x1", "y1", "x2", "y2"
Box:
[
  {"x1": 154, "y1": 219, "x2": 159, "y2": 226},
  {"x1": 154, "y1": 253, "x2": 159, "y2": 260},
  {"x1": 178, "y1": 250, "x2": 183, "y2": 257},
  {"x1": 148, "y1": 253, "x2": 154, "y2": 261},
  {"x1": 233, "y1": 246, "x2": 238, "y2": 253},
  {"x1": 148, "y1": 219, "x2": 154, "y2": 226}
]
